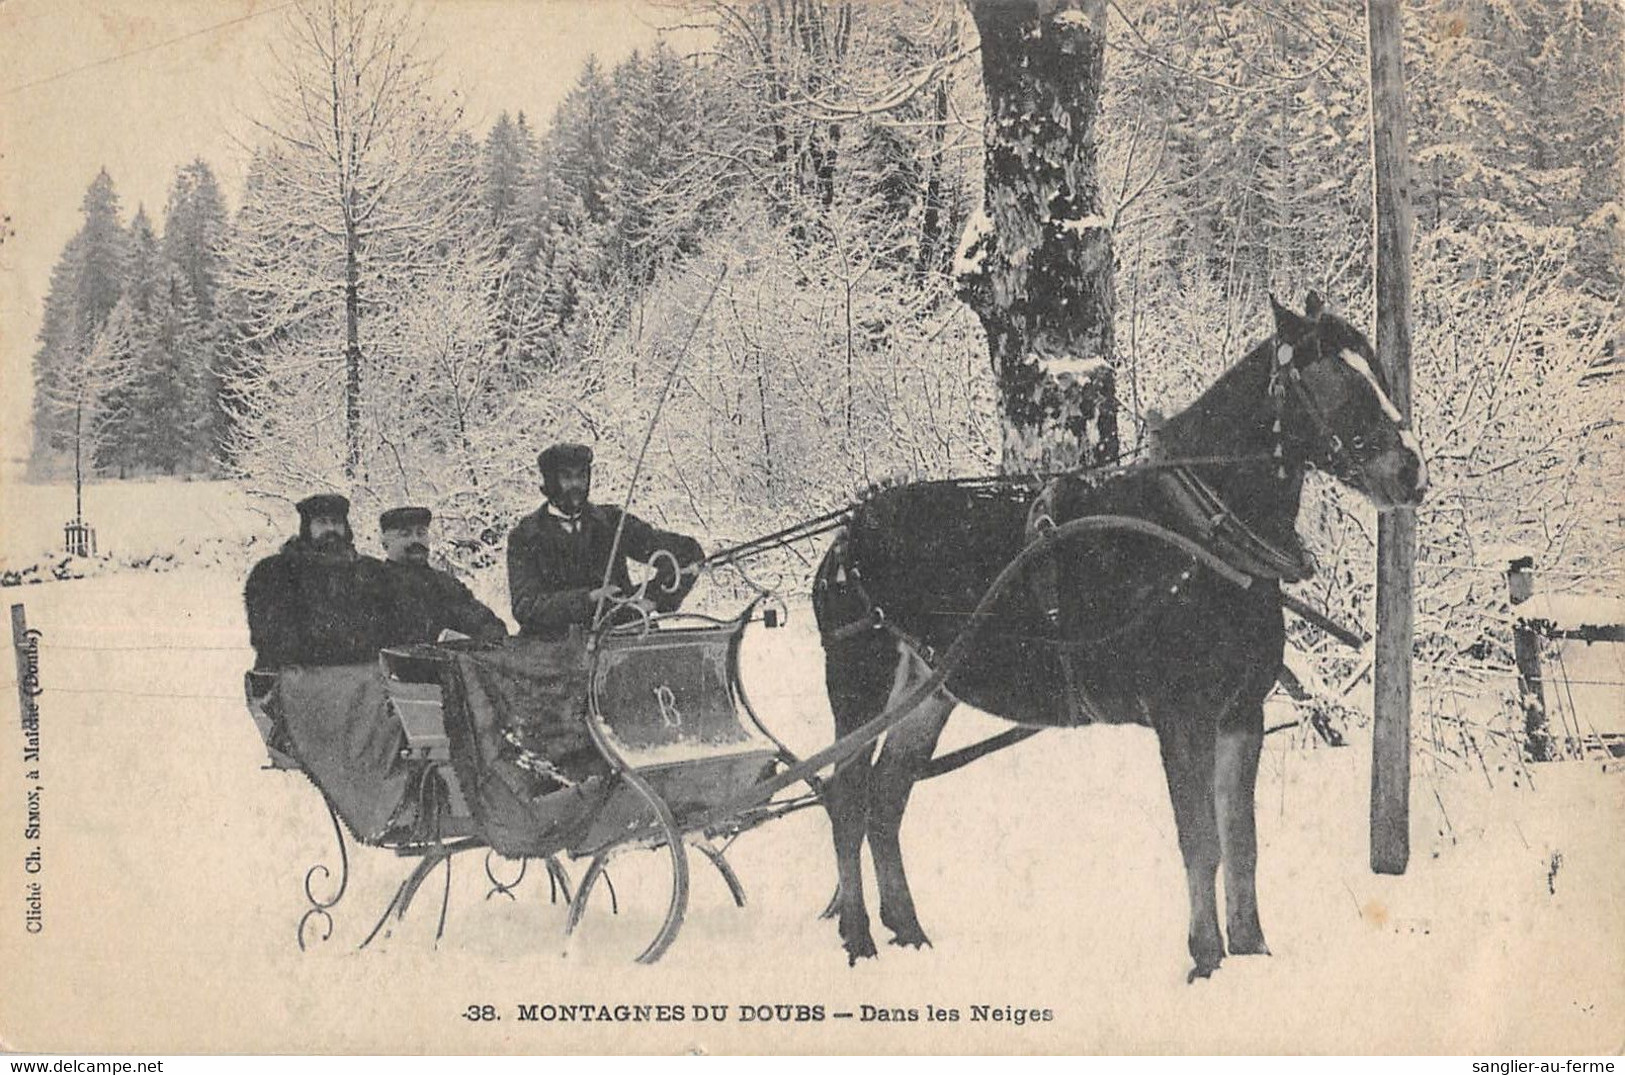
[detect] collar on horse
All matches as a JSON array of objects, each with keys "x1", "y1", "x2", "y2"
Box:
[{"x1": 1153, "y1": 466, "x2": 1314, "y2": 583}]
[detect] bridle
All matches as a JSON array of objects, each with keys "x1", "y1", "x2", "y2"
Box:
[{"x1": 1268, "y1": 321, "x2": 1387, "y2": 488}]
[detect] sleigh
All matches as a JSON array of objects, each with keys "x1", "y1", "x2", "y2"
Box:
[{"x1": 244, "y1": 598, "x2": 818, "y2": 962}]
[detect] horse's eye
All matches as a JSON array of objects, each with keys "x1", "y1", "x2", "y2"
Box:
[{"x1": 1351, "y1": 435, "x2": 1366, "y2": 451}]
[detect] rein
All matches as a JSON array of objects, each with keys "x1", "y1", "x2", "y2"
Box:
[{"x1": 700, "y1": 450, "x2": 1278, "y2": 572}]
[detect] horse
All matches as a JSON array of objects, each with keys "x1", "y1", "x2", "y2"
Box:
[{"x1": 811, "y1": 293, "x2": 1428, "y2": 980}]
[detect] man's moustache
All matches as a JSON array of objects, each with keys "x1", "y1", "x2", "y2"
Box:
[{"x1": 407, "y1": 544, "x2": 429, "y2": 557}]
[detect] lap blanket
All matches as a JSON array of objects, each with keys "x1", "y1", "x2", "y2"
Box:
[
  {"x1": 264, "y1": 641, "x2": 615, "y2": 858},
  {"x1": 439, "y1": 637, "x2": 613, "y2": 859},
  {"x1": 271, "y1": 664, "x2": 410, "y2": 843}
]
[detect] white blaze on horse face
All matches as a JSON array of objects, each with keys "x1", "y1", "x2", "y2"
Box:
[
  {"x1": 1338, "y1": 348, "x2": 1406, "y2": 424},
  {"x1": 1401, "y1": 428, "x2": 1428, "y2": 491},
  {"x1": 1340, "y1": 347, "x2": 1428, "y2": 495}
]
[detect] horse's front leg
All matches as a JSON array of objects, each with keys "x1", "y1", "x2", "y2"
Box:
[
  {"x1": 821, "y1": 633, "x2": 897, "y2": 964},
  {"x1": 824, "y1": 752, "x2": 877, "y2": 963},
  {"x1": 1216, "y1": 701, "x2": 1269, "y2": 956},
  {"x1": 867, "y1": 694, "x2": 953, "y2": 949},
  {"x1": 1153, "y1": 704, "x2": 1224, "y2": 981}
]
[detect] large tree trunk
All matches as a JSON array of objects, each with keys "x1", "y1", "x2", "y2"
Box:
[{"x1": 957, "y1": 0, "x2": 1118, "y2": 474}]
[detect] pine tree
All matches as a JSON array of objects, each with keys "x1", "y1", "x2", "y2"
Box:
[
  {"x1": 483, "y1": 111, "x2": 530, "y2": 233},
  {"x1": 30, "y1": 169, "x2": 131, "y2": 477},
  {"x1": 94, "y1": 207, "x2": 161, "y2": 472},
  {"x1": 137, "y1": 265, "x2": 205, "y2": 475},
  {"x1": 608, "y1": 42, "x2": 712, "y2": 286}
]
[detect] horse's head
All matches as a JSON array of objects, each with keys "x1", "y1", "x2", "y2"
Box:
[{"x1": 1269, "y1": 293, "x2": 1428, "y2": 510}]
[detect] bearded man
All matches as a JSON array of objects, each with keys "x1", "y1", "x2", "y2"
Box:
[
  {"x1": 506, "y1": 443, "x2": 705, "y2": 637},
  {"x1": 377, "y1": 505, "x2": 508, "y2": 645},
  {"x1": 244, "y1": 494, "x2": 394, "y2": 671}
]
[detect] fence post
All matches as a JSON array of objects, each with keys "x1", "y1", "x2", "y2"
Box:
[
  {"x1": 1506, "y1": 556, "x2": 1551, "y2": 762},
  {"x1": 13, "y1": 604, "x2": 38, "y2": 722}
]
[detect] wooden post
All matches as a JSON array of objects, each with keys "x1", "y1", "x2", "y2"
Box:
[
  {"x1": 1506, "y1": 557, "x2": 1553, "y2": 762},
  {"x1": 13, "y1": 604, "x2": 39, "y2": 724},
  {"x1": 1367, "y1": 0, "x2": 1416, "y2": 875}
]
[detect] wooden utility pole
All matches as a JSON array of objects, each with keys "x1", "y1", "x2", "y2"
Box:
[{"x1": 1366, "y1": 0, "x2": 1416, "y2": 875}]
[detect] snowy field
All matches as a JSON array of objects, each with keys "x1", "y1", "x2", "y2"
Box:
[
  {"x1": 2, "y1": 562, "x2": 1622, "y2": 1055},
  {"x1": 0, "y1": 469, "x2": 276, "y2": 568}
]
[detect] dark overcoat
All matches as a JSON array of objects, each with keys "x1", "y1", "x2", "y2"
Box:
[
  {"x1": 244, "y1": 538, "x2": 395, "y2": 670},
  {"x1": 506, "y1": 502, "x2": 703, "y2": 636},
  {"x1": 382, "y1": 560, "x2": 509, "y2": 645}
]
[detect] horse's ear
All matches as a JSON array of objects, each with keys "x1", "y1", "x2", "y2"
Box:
[
  {"x1": 1304, "y1": 290, "x2": 1325, "y2": 322},
  {"x1": 1269, "y1": 294, "x2": 1301, "y2": 336}
]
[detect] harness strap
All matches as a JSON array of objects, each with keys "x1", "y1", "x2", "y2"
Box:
[
  {"x1": 820, "y1": 560, "x2": 940, "y2": 662},
  {"x1": 1025, "y1": 484, "x2": 1110, "y2": 726},
  {"x1": 1156, "y1": 467, "x2": 1314, "y2": 583}
]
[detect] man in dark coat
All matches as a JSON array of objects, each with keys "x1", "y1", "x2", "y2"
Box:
[
  {"x1": 377, "y1": 505, "x2": 508, "y2": 645},
  {"x1": 507, "y1": 443, "x2": 706, "y2": 637},
  {"x1": 244, "y1": 494, "x2": 394, "y2": 671}
]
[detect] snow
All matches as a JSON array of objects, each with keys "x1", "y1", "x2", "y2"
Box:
[
  {"x1": 1036, "y1": 354, "x2": 1110, "y2": 383},
  {"x1": 2, "y1": 559, "x2": 1622, "y2": 1053},
  {"x1": 1057, "y1": 214, "x2": 1109, "y2": 236},
  {"x1": 952, "y1": 209, "x2": 992, "y2": 282},
  {"x1": 1518, "y1": 591, "x2": 1624, "y2": 629},
  {"x1": 0, "y1": 468, "x2": 275, "y2": 569}
]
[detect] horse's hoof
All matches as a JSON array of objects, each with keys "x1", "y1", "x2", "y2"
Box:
[
  {"x1": 1227, "y1": 916, "x2": 1271, "y2": 955},
  {"x1": 888, "y1": 931, "x2": 932, "y2": 950},
  {"x1": 1228, "y1": 935, "x2": 1271, "y2": 957},
  {"x1": 1186, "y1": 962, "x2": 1220, "y2": 984},
  {"x1": 844, "y1": 937, "x2": 878, "y2": 965}
]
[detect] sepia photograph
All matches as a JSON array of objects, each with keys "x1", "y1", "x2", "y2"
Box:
[{"x1": 0, "y1": 0, "x2": 1620, "y2": 1057}]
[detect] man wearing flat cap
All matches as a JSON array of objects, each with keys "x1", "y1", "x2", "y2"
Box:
[
  {"x1": 507, "y1": 442, "x2": 705, "y2": 636},
  {"x1": 244, "y1": 494, "x2": 394, "y2": 671},
  {"x1": 378, "y1": 506, "x2": 508, "y2": 645}
]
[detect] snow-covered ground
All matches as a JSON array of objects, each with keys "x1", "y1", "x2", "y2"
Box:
[
  {"x1": 0, "y1": 470, "x2": 276, "y2": 569},
  {"x1": 1, "y1": 563, "x2": 1621, "y2": 1054}
]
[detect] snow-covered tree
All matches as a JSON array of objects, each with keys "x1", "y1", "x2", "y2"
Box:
[
  {"x1": 224, "y1": 0, "x2": 481, "y2": 483},
  {"x1": 159, "y1": 159, "x2": 232, "y2": 464},
  {"x1": 37, "y1": 299, "x2": 139, "y2": 522},
  {"x1": 956, "y1": 0, "x2": 1118, "y2": 473},
  {"x1": 30, "y1": 169, "x2": 131, "y2": 477}
]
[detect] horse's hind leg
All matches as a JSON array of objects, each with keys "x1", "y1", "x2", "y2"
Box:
[
  {"x1": 867, "y1": 694, "x2": 951, "y2": 949},
  {"x1": 1153, "y1": 702, "x2": 1225, "y2": 981},
  {"x1": 1216, "y1": 701, "x2": 1269, "y2": 956}
]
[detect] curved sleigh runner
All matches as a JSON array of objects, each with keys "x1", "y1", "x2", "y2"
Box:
[{"x1": 561, "y1": 604, "x2": 805, "y2": 963}]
